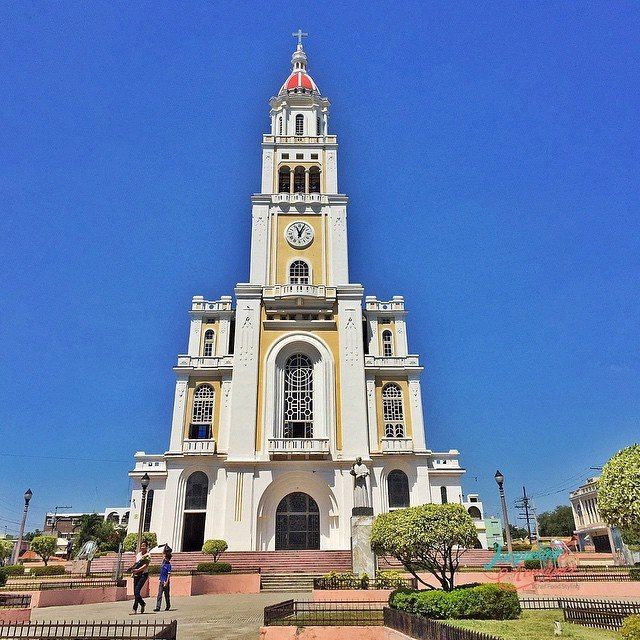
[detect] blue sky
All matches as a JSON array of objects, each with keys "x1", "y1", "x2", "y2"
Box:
[{"x1": 1, "y1": 1, "x2": 638, "y2": 534}]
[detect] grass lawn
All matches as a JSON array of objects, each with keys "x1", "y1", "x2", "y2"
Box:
[{"x1": 448, "y1": 610, "x2": 619, "y2": 640}]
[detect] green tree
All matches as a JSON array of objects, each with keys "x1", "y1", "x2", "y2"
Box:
[
  {"x1": 0, "y1": 539, "x2": 13, "y2": 565},
  {"x1": 30, "y1": 535, "x2": 58, "y2": 566},
  {"x1": 122, "y1": 532, "x2": 157, "y2": 552},
  {"x1": 538, "y1": 505, "x2": 576, "y2": 537},
  {"x1": 23, "y1": 529, "x2": 42, "y2": 542},
  {"x1": 506, "y1": 524, "x2": 529, "y2": 540},
  {"x1": 202, "y1": 539, "x2": 228, "y2": 562},
  {"x1": 370, "y1": 503, "x2": 478, "y2": 592},
  {"x1": 73, "y1": 514, "x2": 124, "y2": 552},
  {"x1": 598, "y1": 444, "x2": 640, "y2": 536}
]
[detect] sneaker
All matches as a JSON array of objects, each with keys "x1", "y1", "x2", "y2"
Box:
[
  {"x1": 140, "y1": 605, "x2": 145, "y2": 614},
  {"x1": 153, "y1": 609, "x2": 160, "y2": 613}
]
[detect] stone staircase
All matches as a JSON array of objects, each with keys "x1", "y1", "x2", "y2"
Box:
[{"x1": 260, "y1": 573, "x2": 318, "y2": 592}]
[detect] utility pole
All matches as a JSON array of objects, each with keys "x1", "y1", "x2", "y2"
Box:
[
  {"x1": 514, "y1": 486, "x2": 534, "y2": 544},
  {"x1": 50, "y1": 506, "x2": 72, "y2": 534}
]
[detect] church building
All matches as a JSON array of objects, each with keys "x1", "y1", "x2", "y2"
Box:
[{"x1": 127, "y1": 36, "x2": 487, "y2": 552}]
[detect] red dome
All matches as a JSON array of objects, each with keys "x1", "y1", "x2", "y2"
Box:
[{"x1": 280, "y1": 71, "x2": 318, "y2": 94}]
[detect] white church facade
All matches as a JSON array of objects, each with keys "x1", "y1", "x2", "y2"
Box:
[{"x1": 127, "y1": 37, "x2": 487, "y2": 552}]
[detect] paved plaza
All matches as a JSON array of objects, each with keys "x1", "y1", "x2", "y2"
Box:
[{"x1": 31, "y1": 593, "x2": 308, "y2": 640}]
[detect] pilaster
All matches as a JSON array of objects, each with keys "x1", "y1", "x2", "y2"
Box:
[
  {"x1": 168, "y1": 375, "x2": 189, "y2": 452},
  {"x1": 408, "y1": 374, "x2": 427, "y2": 451}
]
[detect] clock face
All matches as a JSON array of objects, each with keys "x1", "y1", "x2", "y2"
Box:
[{"x1": 285, "y1": 221, "x2": 314, "y2": 248}]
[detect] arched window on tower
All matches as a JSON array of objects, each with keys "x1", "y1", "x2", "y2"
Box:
[
  {"x1": 382, "y1": 330, "x2": 394, "y2": 357},
  {"x1": 278, "y1": 116, "x2": 283, "y2": 135},
  {"x1": 309, "y1": 166, "x2": 320, "y2": 193},
  {"x1": 440, "y1": 486, "x2": 448, "y2": 504},
  {"x1": 283, "y1": 354, "x2": 313, "y2": 438},
  {"x1": 203, "y1": 329, "x2": 215, "y2": 357},
  {"x1": 468, "y1": 506, "x2": 482, "y2": 520},
  {"x1": 190, "y1": 384, "x2": 214, "y2": 439},
  {"x1": 316, "y1": 116, "x2": 321, "y2": 136},
  {"x1": 293, "y1": 166, "x2": 305, "y2": 193},
  {"x1": 279, "y1": 166, "x2": 291, "y2": 193},
  {"x1": 382, "y1": 383, "x2": 405, "y2": 438},
  {"x1": 289, "y1": 260, "x2": 310, "y2": 285},
  {"x1": 388, "y1": 470, "x2": 410, "y2": 509},
  {"x1": 295, "y1": 114, "x2": 304, "y2": 135}
]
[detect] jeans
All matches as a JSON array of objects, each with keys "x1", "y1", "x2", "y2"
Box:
[
  {"x1": 156, "y1": 580, "x2": 170, "y2": 610},
  {"x1": 133, "y1": 573, "x2": 148, "y2": 611}
]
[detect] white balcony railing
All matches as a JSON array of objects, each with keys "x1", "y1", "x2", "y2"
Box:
[
  {"x1": 268, "y1": 438, "x2": 330, "y2": 457},
  {"x1": 175, "y1": 355, "x2": 234, "y2": 369},
  {"x1": 381, "y1": 438, "x2": 414, "y2": 454},
  {"x1": 263, "y1": 284, "x2": 336, "y2": 299},
  {"x1": 271, "y1": 193, "x2": 328, "y2": 204},
  {"x1": 364, "y1": 355, "x2": 420, "y2": 368},
  {"x1": 183, "y1": 439, "x2": 217, "y2": 454}
]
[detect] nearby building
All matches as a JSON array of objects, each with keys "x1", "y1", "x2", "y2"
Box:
[
  {"x1": 127, "y1": 37, "x2": 485, "y2": 552},
  {"x1": 569, "y1": 477, "x2": 615, "y2": 552},
  {"x1": 44, "y1": 507, "x2": 130, "y2": 540}
]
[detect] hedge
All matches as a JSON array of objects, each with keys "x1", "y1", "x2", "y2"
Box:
[
  {"x1": 196, "y1": 562, "x2": 232, "y2": 574},
  {"x1": 28, "y1": 565, "x2": 66, "y2": 577},
  {"x1": 0, "y1": 564, "x2": 25, "y2": 576},
  {"x1": 629, "y1": 568, "x2": 640, "y2": 581},
  {"x1": 389, "y1": 584, "x2": 521, "y2": 620},
  {"x1": 0, "y1": 570, "x2": 7, "y2": 588},
  {"x1": 622, "y1": 615, "x2": 640, "y2": 640}
]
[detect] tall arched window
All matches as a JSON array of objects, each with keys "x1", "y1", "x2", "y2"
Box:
[
  {"x1": 279, "y1": 166, "x2": 291, "y2": 193},
  {"x1": 388, "y1": 470, "x2": 410, "y2": 509},
  {"x1": 382, "y1": 330, "x2": 393, "y2": 357},
  {"x1": 289, "y1": 260, "x2": 310, "y2": 285},
  {"x1": 295, "y1": 114, "x2": 304, "y2": 135},
  {"x1": 316, "y1": 116, "x2": 321, "y2": 136},
  {"x1": 182, "y1": 471, "x2": 208, "y2": 552},
  {"x1": 468, "y1": 506, "x2": 482, "y2": 520},
  {"x1": 278, "y1": 116, "x2": 283, "y2": 135},
  {"x1": 190, "y1": 384, "x2": 214, "y2": 439},
  {"x1": 382, "y1": 383, "x2": 405, "y2": 438},
  {"x1": 283, "y1": 354, "x2": 313, "y2": 438},
  {"x1": 309, "y1": 167, "x2": 320, "y2": 193},
  {"x1": 143, "y1": 490, "x2": 154, "y2": 532},
  {"x1": 293, "y1": 166, "x2": 305, "y2": 193},
  {"x1": 440, "y1": 486, "x2": 448, "y2": 504},
  {"x1": 203, "y1": 329, "x2": 215, "y2": 356}
]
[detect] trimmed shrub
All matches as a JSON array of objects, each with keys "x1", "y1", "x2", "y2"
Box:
[
  {"x1": 202, "y1": 539, "x2": 228, "y2": 562},
  {"x1": 629, "y1": 568, "x2": 640, "y2": 581},
  {"x1": 196, "y1": 562, "x2": 232, "y2": 574},
  {"x1": 0, "y1": 569, "x2": 7, "y2": 588},
  {"x1": 511, "y1": 542, "x2": 532, "y2": 551},
  {"x1": 28, "y1": 565, "x2": 66, "y2": 577},
  {"x1": 0, "y1": 564, "x2": 25, "y2": 576},
  {"x1": 622, "y1": 615, "x2": 640, "y2": 640},
  {"x1": 523, "y1": 559, "x2": 542, "y2": 570},
  {"x1": 122, "y1": 532, "x2": 157, "y2": 553},
  {"x1": 390, "y1": 584, "x2": 521, "y2": 621},
  {"x1": 376, "y1": 570, "x2": 407, "y2": 589}
]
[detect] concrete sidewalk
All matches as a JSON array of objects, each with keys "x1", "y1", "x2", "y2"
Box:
[{"x1": 31, "y1": 592, "x2": 307, "y2": 640}]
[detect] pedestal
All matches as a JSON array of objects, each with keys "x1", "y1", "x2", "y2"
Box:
[{"x1": 351, "y1": 514, "x2": 376, "y2": 577}]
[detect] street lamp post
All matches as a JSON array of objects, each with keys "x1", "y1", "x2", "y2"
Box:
[
  {"x1": 11, "y1": 489, "x2": 33, "y2": 565},
  {"x1": 136, "y1": 474, "x2": 150, "y2": 552},
  {"x1": 494, "y1": 471, "x2": 514, "y2": 566}
]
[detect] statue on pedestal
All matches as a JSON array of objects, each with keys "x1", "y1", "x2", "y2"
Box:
[{"x1": 350, "y1": 457, "x2": 370, "y2": 511}]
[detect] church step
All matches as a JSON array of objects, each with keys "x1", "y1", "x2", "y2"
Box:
[{"x1": 260, "y1": 573, "x2": 317, "y2": 592}]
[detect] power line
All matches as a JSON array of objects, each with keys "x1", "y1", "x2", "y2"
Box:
[
  {"x1": 0, "y1": 453, "x2": 129, "y2": 464},
  {"x1": 528, "y1": 467, "x2": 592, "y2": 499}
]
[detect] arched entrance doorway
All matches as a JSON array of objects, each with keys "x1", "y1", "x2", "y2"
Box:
[
  {"x1": 275, "y1": 492, "x2": 320, "y2": 550},
  {"x1": 182, "y1": 471, "x2": 208, "y2": 552}
]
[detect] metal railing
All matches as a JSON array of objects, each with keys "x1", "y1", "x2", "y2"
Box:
[
  {"x1": 383, "y1": 608, "x2": 500, "y2": 640},
  {"x1": 1, "y1": 579, "x2": 124, "y2": 592},
  {"x1": 534, "y1": 572, "x2": 630, "y2": 582},
  {"x1": 0, "y1": 619, "x2": 176, "y2": 639},
  {"x1": 560, "y1": 598, "x2": 640, "y2": 630},
  {"x1": 264, "y1": 600, "x2": 384, "y2": 626},
  {"x1": 0, "y1": 594, "x2": 30, "y2": 610},
  {"x1": 313, "y1": 576, "x2": 417, "y2": 590}
]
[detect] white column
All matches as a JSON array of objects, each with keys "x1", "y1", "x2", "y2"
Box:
[
  {"x1": 168, "y1": 375, "x2": 189, "y2": 452},
  {"x1": 395, "y1": 315, "x2": 409, "y2": 356},
  {"x1": 328, "y1": 202, "x2": 349, "y2": 285},
  {"x1": 187, "y1": 313, "x2": 203, "y2": 356},
  {"x1": 365, "y1": 376, "x2": 379, "y2": 454},
  {"x1": 325, "y1": 148, "x2": 338, "y2": 193},
  {"x1": 368, "y1": 316, "x2": 379, "y2": 356},
  {"x1": 217, "y1": 312, "x2": 231, "y2": 356},
  {"x1": 337, "y1": 287, "x2": 369, "y2": 459},
  {"x1": 261, "y1": 149, "x2": 273, "y2": 194},
  {"x1": 227, "y1": 285, "x2": 262, "y2": 459},
  {"x1": 408, "y1": 375, "x2": 427, "y2": 451},
  {"x1": 249, "y1": 198, "x2": 271, "y2": 285},
  {"x1": 217, "y1": 375, "x2": 233, "y2": 453}
]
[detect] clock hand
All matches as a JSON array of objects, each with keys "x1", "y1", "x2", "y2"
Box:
[{"x1": 297, "y1": 225, "x2": 304, "y2": 238}]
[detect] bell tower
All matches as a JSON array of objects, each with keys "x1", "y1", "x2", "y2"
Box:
[{"x1": 249, "y1": 33, "x2": 348, "y2": 287}]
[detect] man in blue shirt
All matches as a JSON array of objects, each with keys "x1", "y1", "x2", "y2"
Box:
[{"x1": 153, "y1": 548, "x2": 172, "y2": 612}]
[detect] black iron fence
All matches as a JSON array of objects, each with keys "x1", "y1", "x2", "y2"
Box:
[
  {"x1": 518, "y1": 597, "x2": 562, "y2": 610},
  {"x1": 0, "y1": 595, "x2": 30, "y2": 610},
  {"x1": 383, "y1": 608, "x2": 501, "y2": 640},
  {"x1": 1, "y1": 579, "x2": 125, "y2": 592},
  {"x1": 534, "y1": 572, "x2": 630, "y2": 582},
  {"x1": 264, "y1": 600, "x2": 384, "y2": 626},
  {"x1": 313, "y1": 576, "x2": 417, "y2": 590},
  {"x1": 0, "y1": 620, "x2": 177, "y2": 639},
  {"x1": 559, "y1": 598, "x2": 640, "y2": 631}
]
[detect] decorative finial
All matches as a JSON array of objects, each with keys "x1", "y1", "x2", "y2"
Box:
[{"x1": 292, "y1": 29, "x2": 308, "y2": 48}]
